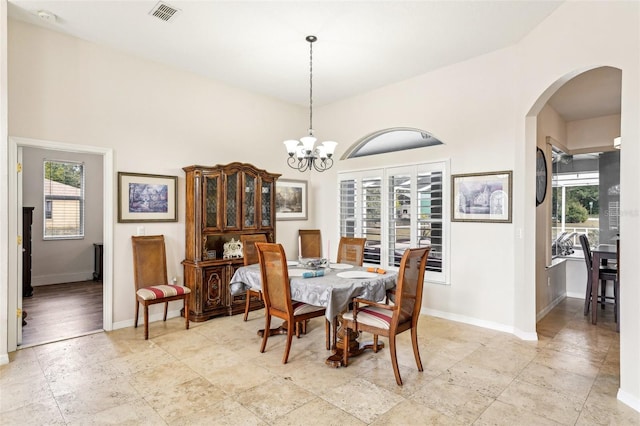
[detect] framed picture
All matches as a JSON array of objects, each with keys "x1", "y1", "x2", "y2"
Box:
[
  {"x1": 275, "y1": 179, "x2": 308, "y2": 221},
  {"x1": 118, "y1": 172, "x2": 178, "y2": 223},
  {"x1": 451, "y1": 170, "x2": 512, "y2": 223}
]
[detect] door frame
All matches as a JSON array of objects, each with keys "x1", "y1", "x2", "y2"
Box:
[{"x1": 7, "y1": 136, "x2": 114, "y2": 351}]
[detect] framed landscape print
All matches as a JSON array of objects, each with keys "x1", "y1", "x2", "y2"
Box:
[
  {"x1": 275, "y1": 179, "x2": 308, "y2": 221},
  {"x1": 118, "y1": 172, "x2": 178, "y2": 223},
  {"x1": 451, "y1": 170, "x2": 512, "y2": 223}
]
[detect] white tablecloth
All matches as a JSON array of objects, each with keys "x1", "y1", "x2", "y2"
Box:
[{"x1": 230, "y1": 264, "x2": 397, "y2": 322}]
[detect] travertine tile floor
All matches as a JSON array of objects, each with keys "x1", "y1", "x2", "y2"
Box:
[{"x1": 1, "y1": 297, "x2": 638, "y2": 425}]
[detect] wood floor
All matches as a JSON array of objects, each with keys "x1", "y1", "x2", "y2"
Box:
[{"x1": 21, "y1": 280, "x2": 103, "y2": 347}]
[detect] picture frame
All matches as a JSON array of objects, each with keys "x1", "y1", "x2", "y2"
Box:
[
  {"x1": 117, "y1": 172, "x2": 178, "y2": 223},
  {"x1": 451, "y1": 170, "x2": 512, "y2": 223},
  {"x1": 275, "y1": 179, "x2": 308, "y2": 221}
]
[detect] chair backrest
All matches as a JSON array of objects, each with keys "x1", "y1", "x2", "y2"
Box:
[
  {"x1": 394, "y1": 247, "x2": 430, "y2": 326},
  {"x1": 299, "y1": 229, "x2": 322, "y2": 258},
  {"x1": 132, "y1": 235, "x2": 168, "y2": 290},
  {"x1": 240, "y1": 234, "x2": 268, "y2": 266},
  {"x1": 579, "y1": 234, "x2": 593, "y2": 270},
  {"x1": 336, "y1": 237, "x2": 366, "y2": 266},
  {"x1": 255, "y1": 242, "x2": 292, "y2": 318}
]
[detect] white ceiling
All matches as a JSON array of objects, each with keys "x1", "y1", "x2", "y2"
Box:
[
  {"x1": 7, "y1": 1, "x2": 621, "y2": 122},
  {"x1": 8, "y1": 0, "x2": 565, "y2": 107}
]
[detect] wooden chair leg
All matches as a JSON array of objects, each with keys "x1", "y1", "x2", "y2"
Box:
[
  {"x1": 283, "y1": 325, "x2": 294, "y2": 364},
  {"x1": 260, "y1": 314, "x2": 271, "y2": 353},
  {"x1": 389, "y1": 334, "x2": 402, "y2": 386},
  {"x1": 143, "y1": 305, "x2": 149, "y2": 340},
  {"x1": 325, "y1": 319, "x2": 330, "y2": 350},
  {"x1": 243, "y1": 290, "x2": 251, "y2": 321},
  {"x1": 163, "y1": 302, "x2": 168, "y2": 321},
  {"x1": 134, "y1": 300, "x2": 139, "y2": 328},
  {"x1": 583, "y1": 276, "x2": 592, "y2": 315},
  {"x1": 343, "y1": 324, "x2": 350, "y2": 367},
  {"x1": 411, "y1": 327, "x2": 423, "y2": 372},
  {"x1": 373, "y1": 335, "x2": 379, "y2": 353},
  {"x1": 332, "y1": 318, "x2": 338, "y2": 349},
  {"x1": 184, "y1": 295, "x2": 190, "y2": 330}
]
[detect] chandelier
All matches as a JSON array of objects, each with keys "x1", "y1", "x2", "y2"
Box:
[{"x1": 283, "y1": 35, "x2": 338, "y2": 172}]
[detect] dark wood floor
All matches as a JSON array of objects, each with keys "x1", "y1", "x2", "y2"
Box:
[{"x1": 21, "y1": 280, "x2": 103, "y2": 347}]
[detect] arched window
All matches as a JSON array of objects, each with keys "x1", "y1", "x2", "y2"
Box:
[{"x1": 343, "y1": 127, "x2": 443, "y2": 159}]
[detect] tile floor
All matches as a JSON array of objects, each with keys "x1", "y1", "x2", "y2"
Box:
[{"x1": 1, "y1": 297, "x2": 638, "y2": 425}]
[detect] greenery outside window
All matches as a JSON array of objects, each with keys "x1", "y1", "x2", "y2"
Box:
[{"x1": 43, "y1": 160, "x2": 85, "y2": 240}]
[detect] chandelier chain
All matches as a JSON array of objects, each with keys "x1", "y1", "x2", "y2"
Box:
[
  {"x1": 283, "y1": 34, "x2": 336, "y2": 173},
  {"x1": 309, "y1": 37, "x2": 313, "y2": 134}
]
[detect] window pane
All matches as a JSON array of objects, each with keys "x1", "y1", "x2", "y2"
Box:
[
  {"x1": 43, "y1": 160, "x2": 85, "y2": 239},
  {"x1": 362, "y1": 177, "x2": 382, "y2": 265},
  {"x1": 417, "y1": 170, "x2": 443, "y2": 272},
  {"x1": 339, "y1": 179, "x2": 356, "y2": 237},
  {"x1": 388, "y1": 173, "x2": 411, "y2": 267}
]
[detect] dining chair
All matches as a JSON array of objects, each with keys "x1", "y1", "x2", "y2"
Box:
[
  {"x1": 131, "y1": 235, "x2": 191, "y2": 340},
  {"x1": 240, "y1": 233, "x2": 268, "y2": 321},
  {"x1": 255, "y1": 242, "x2": 330, "y2": 363},
  {"x1": 299, "y1": 229, "x2": 322, "y2": 258},
  {"x1": 336, "y1": 237, "x2": 366, "y2": 266},
  {"x1": 342, "y1": 246, "x2": 430, "y2": 385},
  {"x1": 579, "y1": 234, "x2": 618, "y2": 320}
]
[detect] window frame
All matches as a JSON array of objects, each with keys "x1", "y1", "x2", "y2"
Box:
[
  {"x1": 338, "y1": 160, "x2": 450, "y2": 284},
  {"x1": 43, "y1": 159, "x2": 86, "y2": 240}
]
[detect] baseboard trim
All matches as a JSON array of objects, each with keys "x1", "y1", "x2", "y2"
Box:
[
  {"x1": 536, "y1": 293, "x2": 566, "y2": 322},
  {"x1": 423, "y1": 307, "x2": 518, "y2": 334},
  {"x1": 112, "y1": 309, "x2": 183, "y2": 330},
  {"x1": 0, "y1": 352, "x2": 8, "y2": 365},
  {"x1": 32, "y1": 272, "x2": 94, "y2": 286},
  {"x1": 617, "y1": 388, "x2": 640, "y2": 413}
]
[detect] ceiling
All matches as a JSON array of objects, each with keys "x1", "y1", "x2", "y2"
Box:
[
  {"x1": 8, "y1": 0, "x2": 565, "y2": 107},
  {"x1": 7, "y1": 1, "x2": 621, "y2": 122},
  {"x1": 547, "y1": 66, "x2": 622, "y2": 122}
]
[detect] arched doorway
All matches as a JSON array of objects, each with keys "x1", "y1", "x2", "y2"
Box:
[{"x1": 528, "y1": 66, "x2": 622, "y2": 333}]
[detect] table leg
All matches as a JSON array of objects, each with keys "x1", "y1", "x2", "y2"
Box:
[
  {"x1": 591, "y1": 252, "x2": 599, "y2": 325},
  {"x1": 325, "y1": 315, "x2": 384, "y2": 368}
]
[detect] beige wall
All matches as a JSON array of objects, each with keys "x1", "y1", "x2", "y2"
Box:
[{"x1": 2, "y1": 0, "x2": 639, "y2": 410}]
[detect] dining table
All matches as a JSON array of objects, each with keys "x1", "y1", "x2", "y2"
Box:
[
  {"x1": 590, "y1": 243, "x2": 618, "y2": 326},
  {"x1": 229, "y1": 261, "x2": 398, "y2": 367}
]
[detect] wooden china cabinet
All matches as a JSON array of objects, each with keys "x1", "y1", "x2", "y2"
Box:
[{"x1": 182, "y1": 162, "x2": 280, "y2": 322}]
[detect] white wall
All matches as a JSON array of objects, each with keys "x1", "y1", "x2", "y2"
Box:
[
  {"x1": 0, "y1": 0, "x2": 9, "y2": 364},
  {"x1": 22, "y1": 148, "x2": 103, "y2": 285},
  {"x1": 2, "y1": 0, "x2": 639, "y2": 411},
  {"x1": 7, "y1": 19, "x2": 305, "y2": 327},
  {"x1": 313, "y1": 0, "x2": 640, "y2": 408}
]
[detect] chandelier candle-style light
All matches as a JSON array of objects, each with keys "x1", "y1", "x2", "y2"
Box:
[{"x1": 284, "y1": 35, "x2": 338, "y2": 172}]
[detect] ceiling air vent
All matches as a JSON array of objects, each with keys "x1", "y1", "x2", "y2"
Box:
[{"x1": 149, "y1": 1, "x2": 181, "y2": 22}]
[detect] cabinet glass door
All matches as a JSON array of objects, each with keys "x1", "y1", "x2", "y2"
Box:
[
  {"x1": 244, "y1": 173, "x2": 257, "y2": 228},
  {"x1": 261, "y1": 180, "x2": 274, "y2": 228},
  {"x1": 203, "y1": 174, "x2": 220, "y2": 230},
  {"x1": 224, "y1": 171, "x2": 241, "y2": 229}
]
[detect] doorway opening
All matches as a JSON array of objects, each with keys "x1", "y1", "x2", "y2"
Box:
[
  {"x1": 533, "y1": 66, "x2": 621, "y2": 333},
  {"x1": 7, "y1": 137, "x2": 114, "y2": 352}
]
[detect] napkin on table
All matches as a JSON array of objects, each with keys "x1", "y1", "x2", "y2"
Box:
[
  {"x1": 302, "y1": 270, "x2": 325, "y2": 278},
  {"x1": 367, "y1": 267, "x2": 386, "y2": 274}
]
